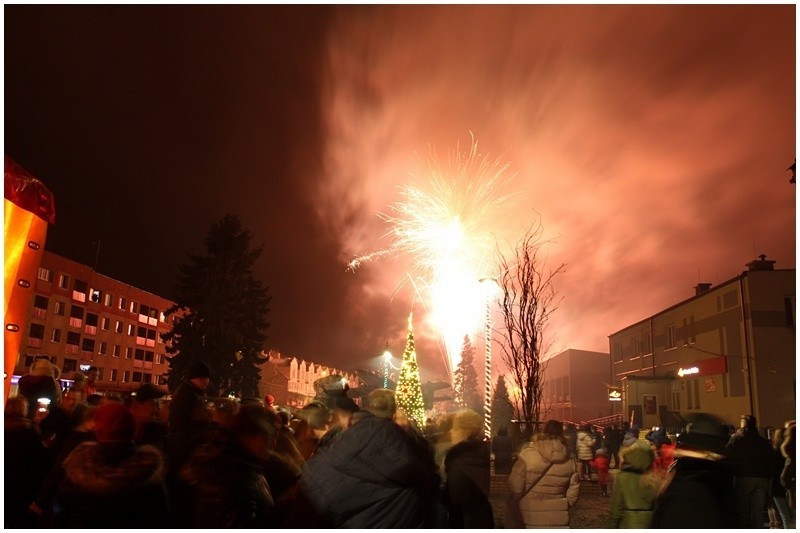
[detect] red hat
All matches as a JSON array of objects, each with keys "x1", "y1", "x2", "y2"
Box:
[
  {"x1": 93, "y1": 403, "x2": 136, "y2": 443},
  {"x1": 264, "y1": 394, "x2": 275, "y2": 406}
]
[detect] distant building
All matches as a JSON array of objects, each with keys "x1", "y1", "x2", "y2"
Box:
[
  {"x1": 541, "y1": 348, "x2": 612, "y2": 424},
  {"x1": 259, "y1": 350, "x2": 357, "y2": 408},
  {"x1": 12, "y1": 251, "x2": 176, "y2": 396},
  {"x1": 608, "y1": 255, "x2": 795, "y2": 430}
]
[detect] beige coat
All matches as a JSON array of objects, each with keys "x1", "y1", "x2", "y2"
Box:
[{"x1": 507, "y1": 436, "x2": 580, "y2": 528}]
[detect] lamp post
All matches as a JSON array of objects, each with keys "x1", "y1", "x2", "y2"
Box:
[{"x1": 479, "y1": 277, "x2": 499, "y2": 440}]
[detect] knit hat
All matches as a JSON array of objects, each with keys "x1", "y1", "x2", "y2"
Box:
[
  {"x1": 93, "y1": 403, "x2": 136, "y2": 443},
  {"x1": 676, "y1": 412, "x2": 729, "y2": 456},
  {"x1": 30, "y1": 358, "x2": 56, "y2": 378},
  {"x1": 365, "y1": 389, "x2": 397, "y2": 419},
  {"x1": 264, "y1": 394, "x2": 275, "y2": 407},
  {"x1": 133, "y1": 383, "x2": 167, "y2": 402},
  {"x1": 186, "y1": 360, "x2": 211, "y2": 379}
]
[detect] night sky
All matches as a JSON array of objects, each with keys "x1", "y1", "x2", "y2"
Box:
[{"x1": 5, "y1": 5, "x2": 796, "y2": 382}]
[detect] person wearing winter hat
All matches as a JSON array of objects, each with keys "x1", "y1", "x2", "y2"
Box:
[
  {"x1": 167, "y1": 359, "x2": 212, "y2": 470},
  {"x1": 608, "y1": 442, "x2": 660, "y2": 528},
  {"x1": 651, "y1": 413, "x2": 739, "y2": 528},
  {"x1": 130, "y1": 384, "x2": 168, "y2": 450},
  {"x1": 52, "y1": 403, "x2": 170, "y2": 527},
  {"x1": 590, "y1": 447, "x2": 611, "y2": 496},
  {"x1": 18, "y1": 357, "x2": 62, "y2": 419}
]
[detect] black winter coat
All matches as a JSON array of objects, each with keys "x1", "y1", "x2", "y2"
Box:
[
  {"x1": 444, "y1": 438, "x2": 494, "y2": 528},
  {"x1": 651, "y1": 456, "x2": 739, "y2": 529},
  {"x1": 294, "y1": 412, "x2": 439, "y2": 528},
  {"x1": 54, "y1": 441, "x2": 170, "y2": 528},
  {"x1": 726, "y1": 430, "x2": 777, "y2": 479},
  {"x1": 4, "y1": 416, "x2": 49, "y2": 528}
]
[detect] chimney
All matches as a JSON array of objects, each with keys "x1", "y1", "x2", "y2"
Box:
[
  {"x1": 746, "y1": 254, "x2": 776, "y2": 272},
  {"x1": 694, "y1": 283, "x2": 712, "y2": 295}
]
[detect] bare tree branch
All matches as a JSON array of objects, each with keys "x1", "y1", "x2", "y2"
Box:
[{"x1": 495, "y1": 219, "x2": 565, "y2": 439}]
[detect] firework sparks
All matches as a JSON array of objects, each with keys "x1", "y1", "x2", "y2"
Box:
[{"x1": 350, "y1": 137, "x2": 518, "y2": 377}]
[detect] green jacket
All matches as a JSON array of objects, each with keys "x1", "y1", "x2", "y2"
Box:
[{"x1": 608, "y1": 443, "x2": 659, "y2": 528}]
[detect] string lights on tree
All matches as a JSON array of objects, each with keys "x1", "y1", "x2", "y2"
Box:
[{"x1": 395, "y1": 312, "x2": 426, "y2": 426}]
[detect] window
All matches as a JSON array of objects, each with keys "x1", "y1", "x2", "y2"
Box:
[
  {"x1": 132, "y1": 371, "x2": 143, "y2": 383},
  {"x1": 145, "y1": 351, "x2": 154, "y2": 362},
  {"x1": 58, "y1": 274, "x2": 70, "y2": 289},
  {"x1": 63, "y1": 358, "x2": 78, "y2": 373},
  {"x1": 126, "y1": 347, "x2": 133, "y2": 359},
  {"x1": 86, "y1": 313, "x2": 99, "y2": 327},
  {"x1": 115, "y1": 320, "x2": 123, "y2": 334},
  {"x1": 73, "y1": 279, "x2": 88, "y2": 302},
  {"x1": 157, "y1": 353, "x2": 166, "y2": 365},
  {"x1": 135, "y1": 349, "x2": 145, "y2": 361},
  {"x1": 66, "y1": 331, "x2": 81, "y2": 346},
  {"x1": 100, "y1": 317, "x2": 110, "y2": 330},
  {"x1": 127, "y1": 324, "x2": 135, "y2": 336},
  {"x1": 123, "y1": 370, "x2": 130, "y2": 383},
  {"x1": 143, "y1": 373, "x2": 152, "y2": 384},
  {"x1": 104, "y1": 292, "x2": 113, "y2": 307},
  {"x1": 118, "y1": 297, "x2": 126, "y2": 311},
  {"x1": 54, "y1": 300, "x2": 66, "y2": 316},
  {"x1": 29, "y1": 323, "x2": 45, "y2": 339},
  {"x1": 51, "y1": 328, "x2": 62, "y2": 343},
  {"x1": 98, "y1": 341, "x2": 107, "y2": 355},
  {"x1": 113, "y1": 344, "x2": 121, "y2": 357},
  {"x1": 34, "y1": 295, "x2": 49, "y2": 310},
  {"x1": 109, "y1": 369, "x2": 118, "y2": 382},
  {"x1": 130, "y1": 301, "x2": 138, "y2": 314},
  {"x1": 665, "y1": 324, "x2": 676, "y2": 350},
  {"x1": 69, "y1": 305, "x2": 84, "y2": 328},
  {"x1": 38, "y1": 267, "x2": 53, "y2": 282},
  {"x1": 81, "y1": 338, "x2": 95, "y2": 353}
]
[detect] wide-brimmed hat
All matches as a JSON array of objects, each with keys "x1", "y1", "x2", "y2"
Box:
[{"x1": 676, "y1": 413, "x2": 729, "y2": 456}]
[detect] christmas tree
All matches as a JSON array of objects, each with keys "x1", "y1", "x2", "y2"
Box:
[
  {"x1": 395, "y1": 312, "x2": 426, "y2": 426},
  {"x1": 453, "y1": 335, "x2": 483, "y2": 415},
  {"x1": 491, "y1": 374, "x2": 515, "y2": 437}
]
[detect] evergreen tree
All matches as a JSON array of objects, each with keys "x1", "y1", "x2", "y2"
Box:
[
  {"x1": 162, "y1": 214, "x2": 271, "y2": 398},
  {"x1": 453, "y1": 335, "x2": 483, "y2": 415},
  {"x1": 491, "y1": 375, "x2": 515, "y2": 437},
  {"x1": 395, "y1": 312, "x2": 426, "y2": 426}
]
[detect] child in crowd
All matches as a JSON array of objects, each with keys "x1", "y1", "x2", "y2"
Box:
[{"x1": 590, "y1": 447, "x2": 611, "y2": 496}]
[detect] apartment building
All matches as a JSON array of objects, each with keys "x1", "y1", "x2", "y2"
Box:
[
  {"x1": 12, "y1": 251, "x2": 176, "y2": 395},
  {"x1": 258, "y1": 350, "x2": 358, "y2": 408},
  {"x1": 608, "y1": 255, "x2": 795, "y2": 430},
  {"x1": 541, "y1": 348, "x2": 612, "y2": 424}
]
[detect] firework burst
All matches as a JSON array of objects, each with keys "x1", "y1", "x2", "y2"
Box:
[{"x1": 350, "y1": 137, "x2": 518, "y2": 378}]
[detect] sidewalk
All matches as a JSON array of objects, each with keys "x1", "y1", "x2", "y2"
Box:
[{"x1": 488, "y1": 469, "x2": 615, "y2": 528}]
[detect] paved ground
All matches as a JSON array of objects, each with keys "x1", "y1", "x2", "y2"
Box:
[{"x1": 489, "y1": 470, "x2": 614, "y2": 529}]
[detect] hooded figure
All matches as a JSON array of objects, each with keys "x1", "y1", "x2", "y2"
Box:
[
  {"x1": 507, "y1": 419, "x2": 580, "y2": 528},
  {"x1": 18, "y1": 358, "x2": 62, "y2": 418},
  {"x1": 608, "y1": 442, "x2": 660, "y2": 528},
  {"x1": 53, "y1": 404, "x2": 170, "y2": 528}
]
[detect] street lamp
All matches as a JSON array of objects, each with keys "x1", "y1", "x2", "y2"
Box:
[{"x1": 479, "y1": 277, "x2": 500, "y2": 439}]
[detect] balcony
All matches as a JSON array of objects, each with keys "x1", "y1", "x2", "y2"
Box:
[
  {"x1": 33, "y1": 307, "x2": 47, "y2": 320},
  {"x1": 68, "y1": 318, "x2": 83, "y2": 329},
  {"x1": 136, "y1": 337, "x2": 146, "y2": 346},
  {"x1": 80, "y1": 350, "x2": 94, "y2": 361},
  {"x1": 65, "y1": 344, "x2": 79, "y2": 355},
  {"x1": 84, "y1": 325, "x2": 97, "y2": 336},
  {"x1": 27, "y1": 338, "x2": 43, "y2": 348},
  {"x1": 72, "y1": 291, "x2": 86, "y2": 302}
]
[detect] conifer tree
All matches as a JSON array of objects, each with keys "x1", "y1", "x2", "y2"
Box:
[
  {"x1": 453, "y1": 335, "x2": 483, "y2": 415},
  {"x1": 491, "y1": 374, "x2": 515, "y2": 437},
  {"x1": 162, "y1": 214, "x2": 271, "y2": 398},
  {"x1": 395, "y1": 312, "x2": 426, "y2": 426}
]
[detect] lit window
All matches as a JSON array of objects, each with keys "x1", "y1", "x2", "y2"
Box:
[
  {"x1": 54, "y1": 301, "x2": 66, "y2": 316},
  {"x1": 58, "y1": 274, "x2": 69, "y2": 289},
  {"x1": 38, "y1": 267, "x2": 53, "y2": 282},
  {"x1": 51, "y1": 328, "x2": 62, "y2": 343},
  {"x1": 113, "y1": 345, "x2": 121, "y2": 357}
]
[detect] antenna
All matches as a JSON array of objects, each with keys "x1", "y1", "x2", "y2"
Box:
[{"x1": 93, "y1": 239, "x2": 101, "y2": 271}]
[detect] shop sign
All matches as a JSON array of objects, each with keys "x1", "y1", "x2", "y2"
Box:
[
  {"x1": 607, "y1": 386, "x2": 623, "y2": 402},
  {"x1": 677, "y1": 356, "x2": 727, "y2": 378}
]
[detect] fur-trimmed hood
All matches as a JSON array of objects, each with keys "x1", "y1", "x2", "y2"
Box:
[
  {"x1": 62, "y1": 441, "x2": 165, "y2": 493},
  {"x1": 528, "y1": 434, "x2": 571, "y2": 464}
]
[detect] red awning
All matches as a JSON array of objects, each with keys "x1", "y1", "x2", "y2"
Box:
[{"x1": 4, "y1": 156, "x2": 56, "y2": 224}]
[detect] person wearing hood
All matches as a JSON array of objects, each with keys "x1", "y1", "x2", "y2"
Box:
[
  {"x1": 608, "y1": 441, "x2": 660, "y2": 528},
  {"x1": 443, "y1": 408, "x2": 494, "y2": 528},
  {"x1": 507, "y1": 419, "x2": 580, "y2": 528},
  {"x1": 18, "y1": 357, "x2": 62, "y2": 419},
  {"x1": 52, "y1": 403, "x2": 170, "y2": 528}
]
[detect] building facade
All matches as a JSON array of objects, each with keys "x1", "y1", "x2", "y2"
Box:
[
  {"x1": 12, "y1": 251, "x2": 176, "y2": 396},
  {"x1": 258, "y1": 350, "x2": 358, "y2": 408},
  {"x1": 541, "y1": 348, "x2": 612, "y2": 424},
  {"x1": 608, "y1": 255, "x2": 795, "y2": 430}
]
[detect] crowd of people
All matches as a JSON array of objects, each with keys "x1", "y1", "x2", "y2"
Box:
[{"x1": 4, "y1": 356, "x2": 796, "y2": 529}]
